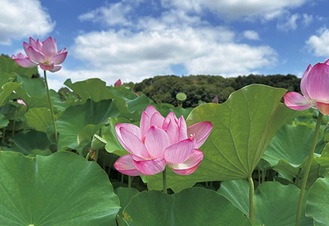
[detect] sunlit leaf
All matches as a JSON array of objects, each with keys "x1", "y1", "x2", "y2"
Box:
[
  {"x1": 147, "y1": 84, "x2": 297, "y2": 192},
  {"x1": 0, "y1": 56, "x2": 38, "y2": 85},
  {"x1": 64, "y1": 78, "x2": 113, "y2": 102},
  {"x1": 0, "y1": 151, "x2": 120, "y2": 225}
]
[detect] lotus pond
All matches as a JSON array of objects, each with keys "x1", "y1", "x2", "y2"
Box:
[{"x1": 0, "y1": 38, "x2": 329, "y2": 226}]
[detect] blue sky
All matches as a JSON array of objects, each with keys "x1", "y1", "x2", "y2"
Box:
[{"x1": 1, "y1": 0, "x2": 329, "y2": 90}]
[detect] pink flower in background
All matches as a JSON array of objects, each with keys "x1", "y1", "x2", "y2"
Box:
[
  {"x1": 114, "y1": 79, "x2": 122, "y2": 87},
  {"x1": 114, "y1": 105, "x2": 213, "y2": 176},
  {"x1": 284, "y1": 59, "x2": 329, "y2": 115},
  {"x1": 12, "y1": 37, "x2": 68, "y2": 72},
  {"x1": 17, "y1": 99, "x2": 27, "y2": 106}
]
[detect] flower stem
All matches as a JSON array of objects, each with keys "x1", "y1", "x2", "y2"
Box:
[
  {"x1": 295, "y1": 112, "x2": 323, "y2": 226},
  {"x1": 128, "y1": 176, "x2": 133, "y2": 200},
  {"x1": 163, "y1": 168, "x2": 167, "y2": 194},
  {"x1": 248, "y1": 175, "x2": 255, "y2": 224},
  {"x1": 43, "y1": 70, "x2": 58, "y2": 145}
]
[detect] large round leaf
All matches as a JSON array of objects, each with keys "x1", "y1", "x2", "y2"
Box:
[
  {"x1": 123, "y1": 191, "x2": 175, "y2": 226},
  {"x1": 263, "y1": 124, "x2": 324, "y2": 184},
  {"x1": 56, "y1": 99, "x2": 119, "y2": 152},
  {"x1": 147, "y1": 84, "x2": 297, "y2": 192},
  {"x1": 115, "y1": 187, "x2": 140, "y2": 226},
  {"x1": 263, "y1": 124, "x2": 317, "y2": 166},
  {"x1": 0, "y1": 55, "x2": 37, "y2": 86},
  {"x1": 122, "y1": 187, "x2": 251, "y2": 226},
  {"x1": 10, "y1": 130, "x2": 51, "y2": 155},
  {"x1": 0, "y1": 82, "x2": 21, "y2": 107},
  {"x1": 0, "y1": 151, "x2": 120, "y2": 225},
  {"x1": 173, "y1": 188, "x2": 251, "y2": 226},
  {"x1": 306, "y1": 173, "x2": 329, "y2": 226},
  {"x1": 218, "y1": 180, "x2": 312, "y2": 226},
  {"x1": 64, "y1": 78, "x2": 113, "y2": 102},
  {"x1": 64, "y1": 78, "x2": 153, "y2": 122},
  {"x1": 25, "y1": 107, "x2": 52, "y2": 133}
]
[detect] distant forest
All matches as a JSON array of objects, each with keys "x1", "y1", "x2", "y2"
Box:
[{"x1": 132, "y1": 74, "x2": 301, "y2": 108}]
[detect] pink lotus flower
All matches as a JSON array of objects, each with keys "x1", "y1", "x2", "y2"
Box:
[
  {"x1": 17, "y1": 99, "x2": 27, "y2": 106},
  {"x1": 12, "y1": 37, "x2": 68, "y2": 72},
  {"x1": 114, "y1": 79, "x2": 122, "y2": 87},
  {"x1": 284, "y1": 59, "x2": 329, "y2": 115},
  {"x1": 114, "y1": 105, "x2": 213, "y2": 176}
]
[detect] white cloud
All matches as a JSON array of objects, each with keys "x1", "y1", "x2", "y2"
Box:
[
  {"x1": 70, "y1": 26, "x2": 276, "y2": 82},
  {"x1": 64, "y1": 0, "x2": 280, "y2": 88},
  {"x1": 163, "y1": 0, "x2": 306, "y2": 20},
  {"x1": 186, "y1": 44, "x2": 276, "y2": 75},
  {"x1": 306, "y1": 28, "x2": 329, "y2": 57},
  {"x1": 161, "y1": 0, "x2": 202, "y2": 13},
  {"x1": 302, "y1": 14, "x2": 313, "y2": 26},
  {"x1": 243, "y1": 30, "x2": 260, "y2": 40},
  {"x1": 277, "y1": 13, "x2": 300, "y2": 31},
  {"x1": 0, "y1": 0, "x2": 54, "y2": 45},
  {"x1": 78, "y1": 1, "x2": 133, "y2": 26}
]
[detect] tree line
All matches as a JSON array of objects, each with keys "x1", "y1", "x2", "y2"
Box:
[{"x1": 132, "y1": 74, "x2": 301, "y2": 108}]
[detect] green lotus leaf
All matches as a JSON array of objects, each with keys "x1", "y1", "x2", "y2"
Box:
[
  {"x1": 218, "y1": 180, "x2": 312, "y2": 226},
  {"x1": 306, "y1": 173, "x2": 329, "y2": 226},
  {"x1": 109, "y1": 87, "x2": 153, "y2": 122},
  {"x1": 263, "y1": 124, "x2": 318, "y2": 166},
  {"x1": 115, "y1": 187, "x2": 140, "y2": 226},
  {"x1": 56, "y1": 99, "x2": 119, "y2": 152},
  {"x1": 176, "y1": 92, "x2": 187, "y2": 101},
  {"x1": 147, "y1": 84, "x2": 297, "y2": 192},
  {"x1": 262, "y1": 124, "x2": 325, "y2": 184},
  {"x1": 0, "y1": 56, "x2": 38, "y2": 85},
  {"x1": 64, "y1": 78, "x2": 113, "y2": 102},
  {"x1": 123, "y1": 187, "x2": 251, "y2": 226},
  {"x1": 0, "y1": 151, "x2": 120, "y2": 225},
  {"x1": 10, "y1": 130, "x2": 51, "y2": 155},
  {"x1": 25, "y1": 107, "x2": 52, "y2": 133},
  {"x1": 0, "y1": 113, "x2": 9, "y2": 128},
  {"x1": 0, "y1": 82, "x2": 21, "y2": 107}
]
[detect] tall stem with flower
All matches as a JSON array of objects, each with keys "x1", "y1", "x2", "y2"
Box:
[
  {"x1": 43, "y1": 70, "x2": 58, "y2": 142},
  {"x1": 284, "y1": 59, "x2": 329, "y2": 226},
  {"x1": 113, "y1": 105, "x2": 212, "y2": 193},
  {"x1": 12, "y1": 37, "x2": 68, "y2": 146}
]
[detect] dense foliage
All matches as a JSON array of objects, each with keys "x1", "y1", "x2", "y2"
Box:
[
  {"x1": 133, "y1": 74, "x2": 301, "y2": 107},
  {"x1": 2, "y1": 53, "x2": 328, "y2": 226}
]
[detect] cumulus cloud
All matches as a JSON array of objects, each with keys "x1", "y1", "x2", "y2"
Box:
[
  {"x1": 243, "y1": 30, "x2": 260, "y2": 40},
  {"x1": 302, "y1": 14, "x2": 313, "y2": 26},
  {"x1": 0, "y1": 0, "x2": 54, "y2": 45},
  {"x1": 163, "y1": 0, "x2": 306, "y2": 20},
  {"x1": 78, "y1": 1, "x2": 133, "y2": 27},
  {"x1": 161, "y1": 0, "x2": 202, "y2": 13},
  {"x1": 277, "y1": 13, "x2": 300, "y2": 31},
  {"x1": 71, "y1": 26, "x2": 276, "y2": 81},
  {"x1": 306, "y1": 28, "x2": 329, "y2": 57},
  {"x1": 56, "y1": 0, "x2": 295, "y2": 89}
]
